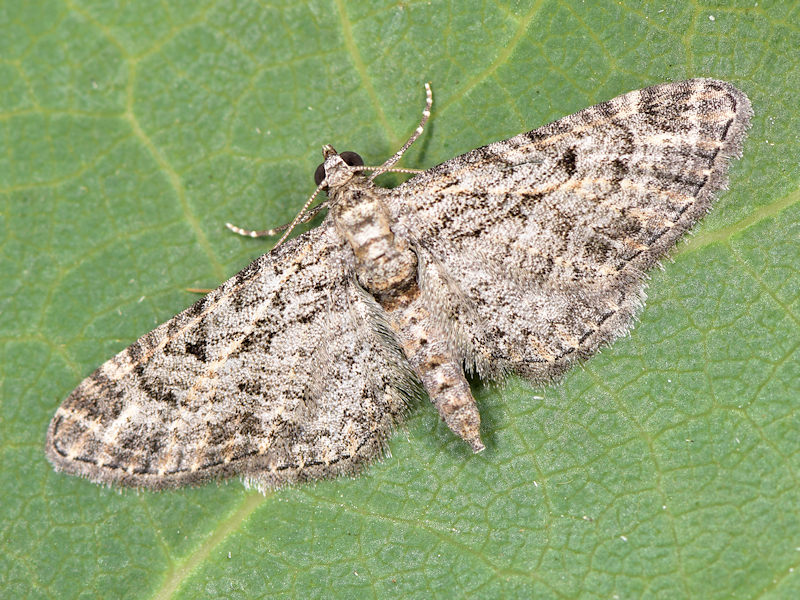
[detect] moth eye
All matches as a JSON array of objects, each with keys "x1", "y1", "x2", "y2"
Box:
[
  {"x1": 314, "y1": 163, "x2": 326, "y2": 186},
  {"x1": 339, "y1": 151, "x2": 364, "y2": 167},
  {"x1": 314, "y1": 152, "x2": 363, "y2": 186}
]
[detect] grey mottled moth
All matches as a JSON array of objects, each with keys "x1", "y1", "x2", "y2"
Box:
[{"x1": 46, "y1": 79, "x2": 752, "y2": 491}]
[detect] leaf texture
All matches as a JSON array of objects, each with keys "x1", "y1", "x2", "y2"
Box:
[{"x1": 1, "y1": 1, "x2": 798, "y2": 598}]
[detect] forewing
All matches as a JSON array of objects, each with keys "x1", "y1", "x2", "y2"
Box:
[
  {"x1": 46, "y1": 222, "x2": 414, "y2": 490},
  {"x1": 388, "y1": 79, "x2": 752, "y2": 380}
]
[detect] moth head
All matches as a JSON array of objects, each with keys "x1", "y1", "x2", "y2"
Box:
[{"x1": 315, "y1": 145, "x2": 364, "y2": 190}]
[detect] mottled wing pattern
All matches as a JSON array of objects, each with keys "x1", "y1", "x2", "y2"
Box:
[
  {"x1": 46, "y1": 223, "x2": 413, "y2": 490},
  {"x1": 388, "y1": 79, "x2": 752, "y2": 381}
]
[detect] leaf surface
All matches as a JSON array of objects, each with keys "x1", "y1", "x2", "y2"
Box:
[{"x1": 1, "y1": 1, "x2": 798, "y2": 598}]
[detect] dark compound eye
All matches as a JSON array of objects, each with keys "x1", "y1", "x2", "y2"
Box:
[
  {"x1": 314, "y1": 162, "x2": 326, "y2": 186},
  {"x1": 339, "y1": 151, "x2": 364, "y2": 167},
  {"x1": 314, "y1": 151, "x2": 365, "y2": 187}
]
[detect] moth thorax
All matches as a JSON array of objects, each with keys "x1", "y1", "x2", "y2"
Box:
[{"x1": 331, "y1": 187, "x2": 418, "y2": 303}]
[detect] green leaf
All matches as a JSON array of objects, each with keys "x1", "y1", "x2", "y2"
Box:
[{"x1": 2, "y1": 1, "x2": 798, "y2": 598}]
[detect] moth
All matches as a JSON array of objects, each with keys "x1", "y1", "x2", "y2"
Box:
[{"x1": 46, "y1": 79, "x2": 752, "y2": 491}]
